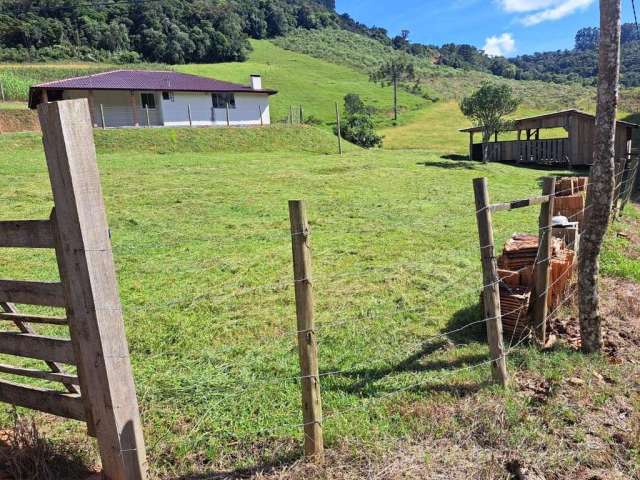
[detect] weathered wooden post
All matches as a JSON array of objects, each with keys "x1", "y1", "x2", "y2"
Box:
[
  {"x1": 258, "y1": 104, "x2": 263, "y2": 126},
  {"x1": 335, "y1": 102, "x2": 343, "y2": 156},
  {"x1": 473, "y1": 178, "x2": 509, "y2": 387},
  {"x1": 100, "y1": 104, "x2": 106, "y2": 129},
  {"x1": 145, "y1": 106, "x2": 151, "y2": 128},
  {"x1": 620, "y1": 156, "x2": 639, "y2": 213},
  {"x1": 188, "y1": 104, "x2": 193, "y2": 127},
  {"x1": 531, "y1": 177, "x2": 556, "y2": 345},
  {"x1": 39, "y1": 99, "x2": 148, "y2": 479},
  {"x1": 300, "y1": 105, "x2": 304, "y2": 124},
  {"x1": 226, "y1": 102, "x2": 231, "y2": 127},
  {"x1": 289, "y1": 200, "x2": 324, "y2": 463},
  {"x1": 0, "y1": 81, "x2": 5, "y2": 102}
]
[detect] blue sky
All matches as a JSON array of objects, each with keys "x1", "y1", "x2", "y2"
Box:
[{"x1": 336, "y1": 0, "x2": 638, "y2": 56}]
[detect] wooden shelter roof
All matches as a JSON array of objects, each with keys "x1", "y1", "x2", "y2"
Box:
[{"x1": 459, "y1": 109, "x2": 639, "y2": 133}]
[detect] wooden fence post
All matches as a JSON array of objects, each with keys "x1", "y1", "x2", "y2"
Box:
[
  {"x1": 335, "y1": 102, "x2": 343, "y2": 156},
  {"x1": 299, "y1": 105, "x2": 304, "y2": 124},
  {"x1": 531, "y1": 176, "x2": 556, "y2": 345},
  {"x1": 100, "y1": 104, "x2": 106, "y2": 129},
  {"x1": 188, "y1": 104, "x2": 193, "y2": 127},
  {"x1": 473, "y1": 178, "x2": 509, "y2": 387},
  {"x1": 145, "y1": 106, "x2": 151, "y2": 128},
  {"x1": 289, "y1": 200, "x2": 324, "y2": 463},
  {"x1": 258, "y1": 104, "x2": 263, "y2": 126},
  {"x1": 0, "y1": 81, "x2": 5, "y2": 102},
  {"x1": 620, "y1": 156, "x2": 639, "y2": 213},
  {"x1": 612, "y1": 157, "x2": 628, "y2": 219},
  {"x1": 226, "y1": 103, "x2": 230, "y2": 127},
  {"x1": 38, "y1": 99, "x2": 148, "y2": 480}
]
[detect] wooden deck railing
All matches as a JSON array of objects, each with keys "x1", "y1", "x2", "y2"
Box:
[{"x1": 483, "y1": 138, "x2": 570, "y2": 164}]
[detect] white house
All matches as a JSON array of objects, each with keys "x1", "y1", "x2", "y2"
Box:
[{"x1": 28, "y1": 70, "x2": 277, "y2": 128}]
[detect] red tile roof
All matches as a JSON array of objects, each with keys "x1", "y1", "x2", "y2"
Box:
[{"x1": 31, "y1": 69, "x2": 275, "y2": 96}]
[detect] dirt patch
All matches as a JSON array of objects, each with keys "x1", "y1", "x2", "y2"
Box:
[
  {"x1": 0, "y1": 110, "x2": 40, "y2": 134},
  {"x1": 550, "y1": 276, "x2": 640, "y2": 363}
]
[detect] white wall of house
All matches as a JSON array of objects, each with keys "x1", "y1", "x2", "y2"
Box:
[
  {"x1": 162, "y1": 91, "x2": 271, "y2": 127},
  {"x1": 61, "y1": 89, "x2": 271, "y2": 128}
]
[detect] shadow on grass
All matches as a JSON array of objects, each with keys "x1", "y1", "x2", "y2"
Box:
[
  {"x1": 417, "y1": 159, "x2": 477, "y2": 170},
  {"x1": 321, "y1": 345, "x2": 487, "y2": 397},
  {"x1": 443, "y1": 303, "x2": 487, "y2": 345},
  {"x1": 171, "y1": 451, "x2": 302, "y2": 480},
  {"x1": 440, "y1": 154, "x2": 471, "y2": 161}
]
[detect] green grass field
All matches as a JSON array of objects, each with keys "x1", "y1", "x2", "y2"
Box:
[
  {"x1": 0, "y1": 30, "x2": 639, "y2": 478},
  {"x1": 0, "y1": 125, "x2": 638, "y2": 478}
]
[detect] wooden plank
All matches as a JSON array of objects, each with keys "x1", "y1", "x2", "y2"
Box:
[
  {"x1": 0, "y1": 363, "x2": 79, "y2": 385},
  {"x1": 473, "y1": 178, "x2": 509, "y2": 387},
  {"x1": 490, "y1": 195, "x2": 551, "y2": 213},
  {"x1": 0, "y1": 280, "x2": 65, "y2": 307},
  {"x1": 289, "y1": 200, "x2": 324, "y2": 463},
  {"x1": 0, "y1": 312, "x2": 67, "y2": 325},
  {"x1": 39, "y1": 99, "x2": 148, "y2": 479},
  {"x1": 0, "y1": 332, "x2": 75, "y2": 364},
  {"x1": 0, "y1": 303, "x2": 79, "y2": 396},
  {"x1": 0, "y1": 220, "x2": 55, "y2": 249},
  {"x1": 531, "y1": 177, "x2": 556, "y2": 345},
  {"x1": 0, "y1": 379, "x2": 85, "y2": 421}
]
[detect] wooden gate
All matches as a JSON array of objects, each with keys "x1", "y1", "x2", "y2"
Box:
[{"x1": 0, "y1": 99, "x2": 147, "y2": 479}]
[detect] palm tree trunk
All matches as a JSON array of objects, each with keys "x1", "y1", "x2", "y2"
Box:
[{"x1": 578, "y1": 0, "x2": 621, "y2": 353}]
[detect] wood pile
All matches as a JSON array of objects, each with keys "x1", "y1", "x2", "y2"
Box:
[
  {"x1": 553, "y1": 176, "x2": 589, "y2": 226},
  {"x1": 495, "y1": 233, "x2": 576, "y2": 340}
]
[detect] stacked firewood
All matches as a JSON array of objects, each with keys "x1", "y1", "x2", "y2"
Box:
[{"x1": 495, "y1": 233, "x2": 576, "y2": 340}]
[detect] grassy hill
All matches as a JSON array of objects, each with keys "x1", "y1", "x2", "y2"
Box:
[
  {"x1": 271, "y1": 29, "x2": 597, "y2": 109},
  {"x1": 176, "y1": 40, "x2": 428, "y2": 128}
]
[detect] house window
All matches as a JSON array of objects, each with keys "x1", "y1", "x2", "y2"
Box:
[
  {"x1": 141, "y1": 93, "x2": 156, "y2": 109},
  {"x1": 212, "y1": 93, "x2": 236, "y2": 109},
  {"x1": 162, "y1": 91, "x2": 174, "y2": 101}
]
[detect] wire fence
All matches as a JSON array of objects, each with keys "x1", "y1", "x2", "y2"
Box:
[
  {"x1": 120, "y1": 173, "x2": 635, "y2": 462},
  {"x1": 0, "y1": 164, "x2": 635, "y2": 464}
]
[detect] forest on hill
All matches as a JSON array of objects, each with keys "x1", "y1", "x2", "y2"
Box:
[
  {"x1": 0, "y1": 0, "x2": 341, "y2": 63},
  {"x1": 3, "y1": 0, "x2": 640, "y2": 88},
  {"x1": 510, "y1": 24, "x2": 640, "y2": 87}
]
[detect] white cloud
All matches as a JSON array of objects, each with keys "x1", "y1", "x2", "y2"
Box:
[
  {"x1": 497, "y1": 0, "x2": 594, "y2": 25},
  {"x1": 483, "y1": 33, "x2": 516, "y2": 57}
]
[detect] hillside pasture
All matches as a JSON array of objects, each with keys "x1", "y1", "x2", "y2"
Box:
[
  {"x1": 381, "y1": 101, "x2": 574, "y2": 152},
  {"x1": 0, "y1": 128, "x2": 638, "y2": 478},
  {"x1": 176, "y1": 40, "x2": 428, "y2": 128}
]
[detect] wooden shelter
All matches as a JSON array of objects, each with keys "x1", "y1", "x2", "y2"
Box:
[{"x1": 460, "y1": 109, "x2": 638, "y2": 166}]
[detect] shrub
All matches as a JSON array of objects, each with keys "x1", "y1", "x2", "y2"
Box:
[{"x1": 337, "y1": 94, "x2": 383, "y2": 148}]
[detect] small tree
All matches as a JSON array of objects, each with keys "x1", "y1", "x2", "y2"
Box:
[
  {"x1": 459, "y1": 83, "x2": 520, "y2": 163},
  {"x1": 370, "y1": 55, "x2": 416, "y2": 122},
  {"x1": 337, "y1": 94, "x2": 383, "y2": 149}
]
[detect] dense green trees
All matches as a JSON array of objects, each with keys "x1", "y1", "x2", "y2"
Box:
[
  {"x1": 0, "y1": 0, "x2": 339, "y2": 64},
  {"x1": 511, "y1": 23, "x2": 640, "y2": 87}
]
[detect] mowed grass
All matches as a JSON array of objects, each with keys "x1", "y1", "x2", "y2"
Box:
[
  {"x1": 3, "y1": 128, "x2": 622, "y2": 478},
  {"x1": 176, "y1": 40, "x2": 427, "y2": 128}
]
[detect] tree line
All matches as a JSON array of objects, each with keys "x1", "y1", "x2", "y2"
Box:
[{"x1": 0, "y1": 0, "x2": 341, "y2": 64}]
